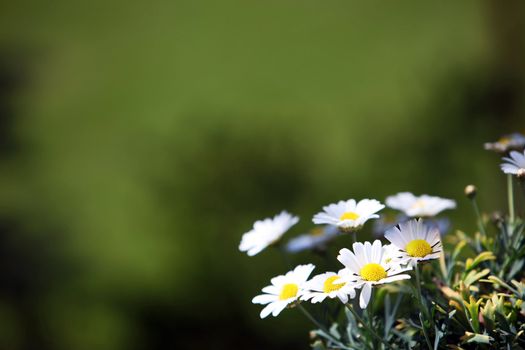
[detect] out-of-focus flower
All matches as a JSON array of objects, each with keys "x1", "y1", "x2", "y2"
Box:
[
  {"x1": 312, "y1": 199, "x2": 384, "y2": 233},
  {"x1": 301, "y1": 269, "x2": 356, "y2": 304},
  {"x1": 285, "y1": 225, "x2": 340, "y2": 253},
  {"x1": 337, "y1": 241, "x2": 411, "y2": 309},
  {"x1": 373, "y1": 214, "x2": 450, "y2": 237},
  {"x1": 252, "y1": 264, "x2": 315, "y2": 318},
  {"x1": 239, "y1": 211, "x2": 298, "y2": 256},
  {"x1": 384, "y1": 219, "x2": 442, "y2": 265},
  {"x1": 386, "y1": 192, "x2": 456, "y2": 217},
  {"x1": 371, "y1": 212, "x2": 402, "y2": 237},
  {"x1": 484, "y1": 133, "x2": 525, "y2": 153},
  {"x1": 500, "y1": 150, "x2": 525, "y2": 176}
]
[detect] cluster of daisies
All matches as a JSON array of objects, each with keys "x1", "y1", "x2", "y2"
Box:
[
  {"x1": 240, "y1": 193, "x2": 454, "y2": 318},
  {"x1": 241, "y1": 131, "x2": 525, "y2": 320}
]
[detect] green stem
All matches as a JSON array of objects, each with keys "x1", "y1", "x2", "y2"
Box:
[
  {"x1": 414, "y1": 265, "x2": 433, "y2": 350},
  {"x1": 352, "y1": 231, "x2": 357, "y2": 245},
  {"x1": 297, "y1": 304, "x2": 345, "y2": 348},
  {"x1": 470, "y1": 197, "x2": 487, "y2": 237},
  {"x1": 419, "y1": 312, "x2": 433, "y2": 350},
  {"x1": 345, "y1": 304, "x2": 393, "y2": 350},
  {"x1": 368, "y1": 289, "x2": 376, "y2": 349},
  {"x1": 508, "y1": 174, "x2": 515, "y2": 224}
]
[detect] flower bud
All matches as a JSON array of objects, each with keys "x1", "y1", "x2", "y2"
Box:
[
  {"x1": 490, "y1": 211, "x2": 503, "y2": 224},
  {"x1": 464, "y1": 185, "x2": 477, "y2": 199}
]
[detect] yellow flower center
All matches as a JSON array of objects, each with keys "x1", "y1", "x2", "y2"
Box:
[
  {"x1": 405, "y1": 239, "x2": 432, "y2": 257},
  {"x1": 310, "y1": 227, "x2": 324, "y2": 236},
  {"x1": 340, "y1": 211, "x2": 359, "y2": 221},
  {"x1": 323, "y1": 276, "x2": 345, "y2": 293},
  {"x1": 411, "y1": 200, "x2": 426, "y2": 209},
  {"x1": 499, "y1": 137, "x2": 510, "y2": 145},
  {"x1": 360, "y1": 263, "x2": 387, "y2": 281},
  {"x1": 279, "y1": 283, "x2": 299, "y2": 300}
]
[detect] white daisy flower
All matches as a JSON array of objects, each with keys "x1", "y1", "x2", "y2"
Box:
[
  {"x1": 239, "y1": 211, "x2": 299, "y2": 256},
  {"x1": 285, "y1": 225, "x2": 340, "y2": 253},
  {"x1": 385, "y1": 192, "x2": 456, "y2": 217},
  {"x1": 301, "y1": 269, "x2": 356, "y2": 304},
  {"x1": 252, "y1": 264, "x2": 315, "y2": 318},
  {"x1": 312, "y1": 199, "x2": 384, "y2": 232},
  {"x1": 337, "y1": 240, "x2": 411, "y2": 309},
  {"x1": 501, "y1": 150, "x2": 525, "y2": 176},
  {"x1": 485, "y1": 133, "x2": 525, "y2": 153},
  {"x1": 384, "y1": 219, "x2": 442, "y2": 266}
]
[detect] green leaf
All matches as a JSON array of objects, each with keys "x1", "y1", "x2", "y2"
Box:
[
  {"x1": 508, "y1": 259, "x2": 524, "y2": 280},
  {"x1": 433, "y1": 325, "x2": 444, "y2": 350},
  {"x1": 452, "y1": 240, "x2": 468, "y2": 262},
  {"x1": 311, "y1": 340, "x2": 327, "y2": 350},
  {"x1": 463, "y1": 296, "x2": 482, "y2": 333},
  {"x1": 461, "y1": 332, "x2": 492, "y2": 344},
  {"x1": 465, "y1": 252, "x2": 495, "y2": 272},
  {"x1": 463, "y1": 268, "x2": 490, "y2": 286}
]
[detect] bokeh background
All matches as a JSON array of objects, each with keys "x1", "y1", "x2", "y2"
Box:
[{"x1": 0, "y1": 0, "x2": 524, "y2": 349}]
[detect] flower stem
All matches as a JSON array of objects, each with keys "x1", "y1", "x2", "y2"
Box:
[
  {"x1": 469, "y1": 196, "x2": 486, "y2": 237},
  {"x1": 419, "y1": 312, "x2": 433, "y2": 350},
  {"x1": 352, "y1": 231, "x2": 357, "y2": 245},
  {"x1": 297, "y1": 304, "x2": 342, "y2": 347},
  {"x1": 414, "y1": 265, "x2": 433, "y2": 350},
  {"x1": 345, "y1": 304, "x2": 393, "y2": 350},
  {"x1": 367, "y1": 289, "x2": 376, "y2": 348},
  {"x1": 508, "y1": 174, "x2": 515, "y2": 224}
]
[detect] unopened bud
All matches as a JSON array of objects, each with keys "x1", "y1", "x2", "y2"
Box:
[
  {"x1": 491, "y1": 211, "x2": 504, "y2": 225},
  {"x1": 464, "y1": 185, "x2": 477, "y2": 199}
]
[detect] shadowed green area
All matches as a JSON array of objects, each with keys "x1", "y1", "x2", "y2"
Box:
[{"x1": 0, "y1": 0, "x2": 522, "y2": 349}]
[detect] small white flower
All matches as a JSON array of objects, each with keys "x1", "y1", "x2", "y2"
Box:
[
  {"x1": 285, "y1": 225, "x2": 340, "y2": 253},
  {"x1": 252, "y1": 264, "x2": 315, "y2": 318},
  {"x1": 239, "y1": 211, "x2": 299, "y2": 256},
  {"x1": 501, "y1": 150, "x2": 525, "y2": 176},
  {"x1": 312, "y1": 199, "x2": 384, "y2": 232},
  {"x1": 384, "y1": 219, "x2": 442, "y2": 266},
  {"x1": 301, "y1": 269, "x2": 356, "y2": 304},
  {"x1": 385, "y1": 192, "x2": 456, "y2": 217},
  {"x1": 337, "y1": 240, "x2": 411, "y2": 309},
  {"x1": 485, "y1": 133, "x2": 525, "y2": 153}
]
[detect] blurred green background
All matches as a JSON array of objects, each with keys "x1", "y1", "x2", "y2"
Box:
[{"x1": 0, "y1": 0, "x2": 524, "y2": 349}]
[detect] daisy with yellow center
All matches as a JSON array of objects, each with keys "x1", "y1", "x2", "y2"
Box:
[
  {"x1": 239, "y1": 211, "x2": 299, "y2": 256},
  {"x1": 312, "y1": 199, "x2": 385, "y2": 233},
  {"x1": 252, "y1": 264, "x2": 315, "y2": 318},
  {"x1": 384, "y1": 218, "x2": 442, "y2": 265},
  {"x1": 337, "y1": 240, "x2": 411, "y2": 309},
  {"x1": 301, "y1": 269, "x2": 356, "y2": 304},
  {"x1": 385, "y1": 192, "x2": 456, "y2": 217},
  {"x1": 485, "y1": 132, "x2": 525, "y2": 153}
]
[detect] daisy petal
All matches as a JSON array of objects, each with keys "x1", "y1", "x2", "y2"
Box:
[{"x1": 359, "y1": 283, "x2": 372, "y2": 309}]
